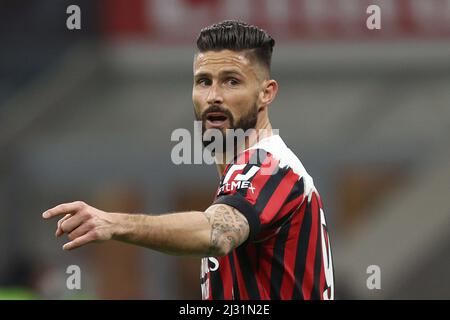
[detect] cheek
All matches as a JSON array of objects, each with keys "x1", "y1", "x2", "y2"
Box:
[
  {"x1": 229, "y1": 92, "x2": 257, "y2": 116},
  {"x1": 192, "y1": 91, "x2": 203, "y2": 111}
]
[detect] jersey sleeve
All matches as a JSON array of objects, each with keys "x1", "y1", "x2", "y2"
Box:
[{"x1": 212, "y1": 148, "x2": 306, "y2": 242}]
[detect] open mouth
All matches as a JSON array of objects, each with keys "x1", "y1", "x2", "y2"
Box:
[{"x1": 205, "y1": 112, "x2": 229, "y2": 127}]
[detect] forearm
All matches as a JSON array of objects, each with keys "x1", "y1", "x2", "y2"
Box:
[
  {"x1": 43, "y1": 201, "x2": 249, "y2": 254},
  {"x1": 111, "y1": 211, "x2": 214, "y2": 257}
]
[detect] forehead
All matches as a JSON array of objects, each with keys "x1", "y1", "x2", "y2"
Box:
[{"x1": 193, "y1": 50, "x2": 254, "y2": 75}]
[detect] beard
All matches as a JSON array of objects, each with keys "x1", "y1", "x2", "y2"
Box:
[{"x1": 194, "y1": 104, "x2": 259, "y2": 153}]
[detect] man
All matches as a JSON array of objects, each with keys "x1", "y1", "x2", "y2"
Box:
[{"x1": 42, "y1": 20, "x2": 334, "y2": 300}]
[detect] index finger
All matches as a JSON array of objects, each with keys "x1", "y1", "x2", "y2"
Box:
[{"x1": 42, "y1": 201, "x2": 85, "y2": 219}]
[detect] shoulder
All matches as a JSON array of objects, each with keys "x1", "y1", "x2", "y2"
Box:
[{"x1": 245, "y1": 135, "x2": 316, "y2": 196}]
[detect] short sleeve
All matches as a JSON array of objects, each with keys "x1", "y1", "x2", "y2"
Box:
[{"x1": 213, "y1": 148, "x2": 305, "y2": 242}]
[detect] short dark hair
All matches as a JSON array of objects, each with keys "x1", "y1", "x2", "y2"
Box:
[{"x1": 196, "y1": 20, "x2": 275, "y2": 72}]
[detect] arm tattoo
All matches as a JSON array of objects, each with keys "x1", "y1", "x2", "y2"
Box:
[{"x1": 203, "y1": 204, "x2": 250, "y2": 256}]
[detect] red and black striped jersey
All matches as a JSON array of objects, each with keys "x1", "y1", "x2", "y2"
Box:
[{"x1": 200, "y1": 135, "x2": 334, "y2": 300}]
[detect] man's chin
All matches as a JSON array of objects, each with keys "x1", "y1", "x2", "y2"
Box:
[
  {"x1": 203, "y1": 121, "x2": 230, "y2": 138},
  {"x1": 204, "y1": 120, "x2": 230, "y2": 131}
]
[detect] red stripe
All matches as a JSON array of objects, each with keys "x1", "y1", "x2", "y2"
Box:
[
  {"x1": 302, "y1": 193, "x2": 319, "y2": 299},
  {"x1": 219, "y1": 257, "x2": 233, "y2": 299},
  {"x1": 222, "y1": 163, "x2": 232, "y2": 176},
  {"x1": 260, "y1": 170, "x2": 300, "y2": 226},
  {"x1": 317, "y1": 192, "x2": 324, "y2": 208},
  {"x1": 245, "y1": 154, "x2": 279, "y2": 205},
  {"x1": 207, "y1": 269, "x2": 212, "y2": 300},
  {"x1": 257, "y1": 236, "x2": 277, "y2": 299},
  {"x1": 276, "y1": 194, "x2": 305, "y2": 222},
  {"x1": 279, "y1": 203, "x2": 306, "y2": 299},
  {"x1": 233, "y1": 251, "x2": 249, "y2": 300}
]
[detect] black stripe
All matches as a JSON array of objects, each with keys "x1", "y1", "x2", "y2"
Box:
[
  {"x1": 269, "y1": 205, "x2": 298, "y2": 232},
  {"x1": 256, "y1": 180, "x2": 305, "y2": 244},
  {"x1": 269, "y1": 218, "x2": 292, "y2": 299},
  {"x1": 236, "y1": 245, "x2": 261, "y2": 299},
  {"x1": 292, "y1": 199, "x2": 312, "y2": 299},
  {"x1": 269, "y1": 179, "x2": 305, "y2": 229},
  {"x1": 284, "y1": 177, "x2": 304, "y2": 204},
  {"x1": 213, "y1": 194, "x2": 261, "y2": 242},
  {"x1": 311, "y1": 197, "x2": 323, "y2": 300},
  {"x1": 210, "y1": 260, "x2": 224, "y2": 300},
  {"x1": 254, "y1": 166, "x2": 290, "y2": 219},
  {"x1": 228, "y1": 254, "x2": 240, "y2": 300}
]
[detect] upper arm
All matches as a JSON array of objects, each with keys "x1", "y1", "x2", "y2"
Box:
[
  {"x1": 203, "y1": 204, "x2": 250, "y2": 257},
  {"x1": 213, "y1": 149, "x2": 305, "y2": 243}
]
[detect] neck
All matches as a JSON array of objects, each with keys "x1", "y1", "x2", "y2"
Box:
[{"x1": 215, "y1": 117, "x2": 273, "y2": 177}]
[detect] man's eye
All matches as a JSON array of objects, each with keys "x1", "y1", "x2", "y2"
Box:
[
  {"x1": 197, "y1": 78, "x2": 211, "y2": 86},
  {"x1": 226, "y1": 78, "x2": 240, "y2": 86}
]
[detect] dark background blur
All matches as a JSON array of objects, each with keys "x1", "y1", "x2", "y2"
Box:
[{"x1": 1, "y1": 0, "x2": 450, "y2": 299}]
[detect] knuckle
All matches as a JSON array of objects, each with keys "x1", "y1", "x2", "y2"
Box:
[
  {"x1": 90, "y1": 230, "x2": 100, "y2": 241},
  {"x1": 83, "y1": 212, "x2": 93, "y2": 222},
  {"x1": 81, "y1": 207, "x2": 92, "y2": 217},
  {"x1": 77, "y1": 209, "x2": 86, "y2": 218},
  {"x1": 77, "y1": 200, "x2": 87, "y2": 207},
  {"x1": 77, "y1": 210, "x2": 90, "y2": 222},
  {"x1": 84, "y1": 220, "x2": 95, "y2": 230}
]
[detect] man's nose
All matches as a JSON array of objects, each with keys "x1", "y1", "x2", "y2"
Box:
[{"x1": 206, "y1": 83, "x2": 224, "y2": 105}]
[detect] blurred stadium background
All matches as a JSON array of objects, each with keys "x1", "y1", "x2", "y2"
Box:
[{"x1": 1, "y1": 0, "x2": 450, "y2": 299}]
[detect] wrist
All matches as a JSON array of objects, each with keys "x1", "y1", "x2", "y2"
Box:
[
  {"x1": 109, "y1": 212, "x2": 128, "y2": 240},
  {"x1": 110, "y1": 212, "x2": 146, "y2": 242}
]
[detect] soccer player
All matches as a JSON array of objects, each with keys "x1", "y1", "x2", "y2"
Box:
[{"x1": 42, "y1": 20, "x2": 334, "y2": 300}]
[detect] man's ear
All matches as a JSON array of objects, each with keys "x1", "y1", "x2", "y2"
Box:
[{"x1": 259, "y1": 79, "x2": 278, "y2": 109}]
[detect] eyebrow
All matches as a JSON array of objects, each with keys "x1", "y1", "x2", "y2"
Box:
[
  {"x1": 221, "y1": 70, "x2": 244, "y2": 78},
  {"x1": 194, "y1": 72, "x2": 210, "y2": 79},
  {"x1": 194, "y1": 70, "x2": 245, "y2": 79}
]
